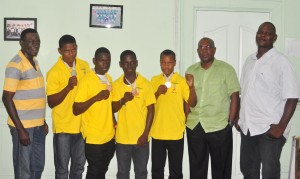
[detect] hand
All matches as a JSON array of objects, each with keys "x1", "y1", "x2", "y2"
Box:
[
  {"x1": 96, "y1": 90, "x2": 110, "y2": 101},
  {"x1": 234, "y1": 120, "x2": 240, "y2": 131},
  {"x1": 185, "y1": 74, "x2": 195, "y2": 88},
  {"x1": 122, "y1": 92, "x2": 134, "y2": 104},
  {"x1": 44, "y1": 122, "x2": 49, "y2": 135},
  {"x1": 137, "y1": 133, "x2": 149, "y2": 147},
  {"x1": 18, "y1": 128, "x2": 31, "y2": 146},
  {"x1": 67, "y1": 76, "x2": 77, "y2": 90},
  {"x1": 266, "y1": 124, "x2": 285, "y2": 139},
  {"x1": 156, "y1": 85, "x2": 168, "y2": 97}
]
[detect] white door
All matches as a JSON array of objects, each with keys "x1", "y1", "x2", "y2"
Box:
[
  {"x1": 195, "y1": 10, "x2": 270, "y2": 179},
  {"x1": 195, "y1": 10, "x2": 270, "y2": 78}
]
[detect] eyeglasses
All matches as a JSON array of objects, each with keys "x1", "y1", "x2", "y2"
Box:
[{"x1": 198, "y1": 45, "x2": 215, "y2": 50}]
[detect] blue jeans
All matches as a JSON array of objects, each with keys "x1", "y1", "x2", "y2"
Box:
[
  {"x1": 53, "y1": 133, "x2": 86, "y2": 179},
  {"x1": 116, "y1": 143, "x2": 149, "y2": 179},
  {"x1": 151, "y1": 138, "x2": 184, "y2": 179},
  {"x1": 9, "y1": 125, "x2": 46, "y2": 179},
  {"x1": 240, "y1": 131, "x2": 286, "y2": 179}
]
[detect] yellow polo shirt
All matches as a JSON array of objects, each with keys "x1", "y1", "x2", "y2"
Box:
[
  {"x1": 150, "y1": 72, "x2": 189, "y2": 140},
  {"x1": 112, "y1": 73, "x2": 156, "y2": 144},
  {"x1": 74, "y1": 71, "x2": 115, "y2": 144},
  {"x1": 4, "y1": 51, "x2": 46, "y2": 128},
  {"x1": 46, "y1": 57, "x2": 90, "y2": 133}
]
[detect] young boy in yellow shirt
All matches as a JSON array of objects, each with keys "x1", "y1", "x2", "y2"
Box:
[
  {"x1": 150, "y1": 49, "x2": 197, "y2": 179},
  {"x1": 112, "y1": 50, "x2": 156, "y2": 179},
  {"x1": 73, "y1": 47, "x2": 115, "y2": 178}
]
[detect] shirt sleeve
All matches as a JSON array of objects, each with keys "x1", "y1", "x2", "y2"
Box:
[
  {"x1": 281, "y1": 59, "x2": 300, "y2": 99},
  {"x1": 144, "y1": 81, "x2": 156, "y2": 106},
  {"x1": 225, "y1": 65, "x2": 240, "y2": 96},
  {"x1": 3, "y1": 62, "x2": 21, "y2": 92},
  {"x1": 46, "y1": 70, "x2": 61, "y2": 96}
]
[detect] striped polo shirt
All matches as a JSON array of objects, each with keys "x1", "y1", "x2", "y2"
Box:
[{"x1": 3, "y1": 51, "x2": 46, "y2": 128}]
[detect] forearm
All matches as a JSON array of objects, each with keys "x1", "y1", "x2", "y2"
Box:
[
  {"x1": 228, "y1": 92, "x2": 239, "y2": 121},
  {"x1": 155, "y1": 91, "x2": 160, "y2": 99},
  {"x1": 278, "y1": 98, "x2": 298, "y2": 129},
  {"x1": 187, "y1": 86, "x2": 197, "y2": 107},
  {"x1": 73, "y1": 96, "x2": 98, "y2": 116},
  {"x1": 2, "y1": 94, "x2": 24, "y2": 130},
  {"x1": 143, "y1": 104, "x2": 154, "y2": 135},
  {"x1": 47, "y1": 86, "x2": 72, "y2": 108},
  {"x1": 112, "y1": 98, "x2": 124, "y2": 113},
  {"x1": 184, "y1": 101, "x2": 190, "y2": 120}
]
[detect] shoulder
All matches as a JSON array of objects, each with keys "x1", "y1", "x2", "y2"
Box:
[
  {"x1": 186, "y1": 62, "x2": 201, "y2": 73},
  {"x1": 76, "y1": 58, "x2": 90, "y2": 68},
  {"x1": 10, "y1": 54, "x2": 22, "y2": 64},
  {"x1": 137, "y1": 73, "x2": 151, "y2": 84},
  {"x1": 47, "y1": 61, "x2": 61, "y2": 76},
  {"x1": 113, "y1": 75, "x2": 124, "y2": 86},
  {"x1": 214, "y1": 59, "x2": 235, "y2": 71},
  {"x1": 173, "y1": 72, "x2": 186, "y2": 82},
  {"x1": 151, "y1": 74, "x2": 162, "y2": 82},
  {"x1": 6, "y1": 54, "x2": 23, "y2": 70}
]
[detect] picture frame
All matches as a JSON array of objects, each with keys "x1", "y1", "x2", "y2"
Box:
[
  {"x1": 4, "y1": 18, "x2": 37, "y2": 41},
  {"x1": 89, "y1": 4, "x2": 123, "y2": 29}
]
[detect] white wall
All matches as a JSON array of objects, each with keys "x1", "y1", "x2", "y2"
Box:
[
  {"x1": 0, "y1": 0, "x2": 178, "y2": 178},
  {"x1": 1, "y1": 0, "x2": 300, "y2": 178}
]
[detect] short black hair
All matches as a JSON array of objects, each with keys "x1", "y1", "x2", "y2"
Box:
[
  {"x1": 95, "y1": 47, "x2": 110, "y2": 57},
  {"x1": 120, "y1": 50, "x2": 136, "y2": 61},
  {"x1": 20, "y1": 28, "x2": 38, "y2": 41},
  {"x1": 160, "y1": 49, "x2": 176, "y2": 61},
  {"x1": 59, "y1": 34, "x2": 76, "y2": 48},
  {"x1": 260, "y1": 22, "x2": 276, "y2": 34}
]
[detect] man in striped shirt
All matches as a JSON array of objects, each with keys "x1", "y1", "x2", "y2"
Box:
[{"x1": 2, "y1": 28, "x2": 48, "y2": 179}]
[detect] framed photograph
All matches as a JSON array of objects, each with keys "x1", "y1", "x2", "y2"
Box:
[
  {"x1": 4, "y1": 18, "x2": 37, "y2": 41},
  {"x1": 89, "y1": 4, "x2": 123, "y2": 29}
]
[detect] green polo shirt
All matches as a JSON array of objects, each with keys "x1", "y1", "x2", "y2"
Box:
[{"x1": 186, "y1": 59, "x2": 240, "y2": 132}]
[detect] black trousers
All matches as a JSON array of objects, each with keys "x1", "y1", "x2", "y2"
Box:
[
  {"x1": 85, "y1": 139, "x2": 115, "y2": 179},
  {"x1": 151, "y1": 138, "x2": 184, "y2": 179},
  {"x1": 186, "y1": 123, "x2": 232, "y2": 179}
]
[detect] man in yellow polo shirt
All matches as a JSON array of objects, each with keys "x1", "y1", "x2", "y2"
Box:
[
  {"x1": 150, "y1": 49, "x2": 197, "y2": 179},
  {"x1": 112, "y1": 50, "x2": 156, "y2": 179},
  {"x1": 46, "y1": 35, "x2": 90, "y2": 179},
  {"x1": 73, "y1": 47, "x2": 116, "y2": 179},
  {"x1": 185, "y1": 37, "x2": 240, "y2": 179}
]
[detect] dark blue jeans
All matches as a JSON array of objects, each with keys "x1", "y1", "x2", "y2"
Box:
[
  {"x1": 151, "y1": 138, "x2": 184, "y2": 179},
  {"x1": 53, "y1": 133, "x2": 86, "y2": 179},
  {"x1": 85, "y1": 139, "x2": 116, "y2": 179},
  {"x1": 186, "y1": 123, "x2": 233, "y2": 179},
  {"x1": 116, "y1": 143, "x2": 149, "y2": 179},
  {"x1": 240, "y1": 131, "x2": 286, "y2": 179},
  {"x1": 10, "y1": 125, "x2": 46, "y2": 179}
]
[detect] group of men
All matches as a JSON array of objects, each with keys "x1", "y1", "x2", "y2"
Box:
[{"x1": 2, "y1": 21, "x2": 300, "y2": 179}]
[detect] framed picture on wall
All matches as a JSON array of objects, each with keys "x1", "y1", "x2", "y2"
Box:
[
  {"x1": 89, "y1": 4, "x2": 123, "y2": 29},
  {"x1": 4, "y1": 18, "x2": 37, "y2": 41}
]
